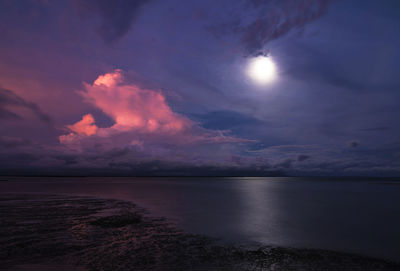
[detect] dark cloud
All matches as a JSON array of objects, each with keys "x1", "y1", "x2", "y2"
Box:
[
  {"x1": 77, "y1": 0, "x2": 151, "y2": 42},
  {"x1": 275, "y1": 158, "x2": 294, "y2": 169},
  {"x1": 53, "y1": 155, "x2": 79, "y2": 165},
  {"x1": 349, "y1": 141, "x2": 359, "y2": 148},
  {"x1": 191, "y1": 110, "x2": 263, "y2": 130},
  {"x1": 359, "y1": 126, "x2": 390, "y2": 132},
  {"x1": 0, "y1": 108, "x2": 21, "y2": 120},
  {"x1": 0, "y1": 136, "x2": 31, "y2": 149},
  {"x1": 1, "y1": 137, "x2": 400, "y2": 176},
  {"x1": 0, "y1": 88, "x2": 52, "y2": 124},
  {"x1": 297, "y1": 154, "x2": 310, "y2": 162},
  {"x1": 208, "y1": 0, "x2": 334, "y2": 55},
  {"x1": 283, "y1": 45, "x2": 400, "y2": 94},
  {"x1": 105, "y1": 147, "x2": 132, "y2": 158},
  {"x1": 0, "y1": 152, "x2": 38, "y2": 165}
]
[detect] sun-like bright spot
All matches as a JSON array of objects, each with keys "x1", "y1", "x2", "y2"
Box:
[{"x1": 247, "y1": 56, "x2": 276, "y2": 85}]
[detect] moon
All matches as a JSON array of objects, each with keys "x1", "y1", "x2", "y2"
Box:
[{"x1": 247, "y1": 56, "x2": 276, "y2": 85}]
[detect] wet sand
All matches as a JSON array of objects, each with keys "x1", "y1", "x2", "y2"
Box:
[{"x1": 1, "y1": 194, "x2": 399, "y2": 271}]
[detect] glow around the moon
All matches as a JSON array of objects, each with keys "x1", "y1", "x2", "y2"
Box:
[{"x1": 247, "y1": 56, "x2": 276, "y2": 84}]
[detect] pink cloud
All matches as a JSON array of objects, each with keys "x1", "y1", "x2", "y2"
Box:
[
  {"x1": 59, "y1": 114, "x2": 98, "y2": 144},
  {"x1": 60, "y1": 69, "x2": 251, "y2": 148},
  {"x1": 67, "y1": 113, "x2": 98, "y2": 136},
  {"x1": 83, "y1": 69, "x2": 191, "y2": 134}
]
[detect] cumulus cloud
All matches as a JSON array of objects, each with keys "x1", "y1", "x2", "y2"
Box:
[
  {"x1": 0, "y1": 87, "x2": 52, "y2": 123},
  {"x1": 85, "y1": 69, "x2": 191, "y2": 134},
  {"x1": 60, "y1": 69, "x2": 249, "y2": 149}
]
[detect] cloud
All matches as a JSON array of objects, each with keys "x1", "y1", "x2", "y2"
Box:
[
  {"x1": 359, "y1": 126, "x2": 390, "y2": 132},
  {"x1": 67, "y1": 114, "x2": 98, "y2": 136},
  {"x1": 0, "y1": 136, "x2": 31, "y2": 149},
  {"x1": 208, "y1": 0, "x2": 334, "y2": 55},
  {"x1": 349, "y1": 141, "x2": 359, "y2": 148},
  {"x1": 192, "y1": 110, "x2": 263, "y2": 130},
  {"x1": 60, "y1": 69, "x2": 250, "y2": 149},
  {"x1": 247, "y1": 143, "x2": 400, "y2": 176},
  {"x1": 0, "y1": 87, "x2": 52, "y2": 123},
  {"x1": 76, "y1": 0, "x2": 151, "y2": 42},
  {"x1": 59, "y1": 114, "x2": 98, "y2": 144},
  {"x1": 85, "y1": 69, "x2": 191, "y2": 134},
  {"x1": 3, "y1": 132, "x2": 400, "y2": 177},
  {"x1": 274, "y1": 158, "x2": 294, "y2": 169},
  {"x1": 297, "y1": 154, "x2": 310, "y2": 162}
]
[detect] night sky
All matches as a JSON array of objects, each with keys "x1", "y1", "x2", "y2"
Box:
[{"x1": 1, "y1": 0, "x2": 400, "y2": 176}]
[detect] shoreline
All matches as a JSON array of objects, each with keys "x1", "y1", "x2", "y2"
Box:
[{"x1": 1, "y1": 194, "x2": 399, "y2": 271}]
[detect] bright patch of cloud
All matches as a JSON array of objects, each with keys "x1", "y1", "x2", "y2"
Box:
[
  {"x1": 67, "y1": 114, "x2": 97, "y2": 136},
  {"x1": 59, "y1": 114, "x2": 98, "y2": 144}
]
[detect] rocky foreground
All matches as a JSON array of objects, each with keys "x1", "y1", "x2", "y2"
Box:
[{"x1": 0, "y1": 194, "x2": 399, "y2": 271}]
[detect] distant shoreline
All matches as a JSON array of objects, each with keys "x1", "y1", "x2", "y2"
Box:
[{"x1": 1, "y1": 175, "x2": 400, "y2": 180}]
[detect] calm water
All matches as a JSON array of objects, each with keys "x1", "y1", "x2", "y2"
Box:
[{"x1": 1, "y1": 177, "x2": 399, "y2": 261}]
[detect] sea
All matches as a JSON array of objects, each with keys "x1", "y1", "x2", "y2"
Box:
[{"x1": 1, "y1": 176, "x2": 399, "y2": 261}]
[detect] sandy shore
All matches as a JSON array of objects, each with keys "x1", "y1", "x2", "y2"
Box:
[{"x1": 0, "y1": 194, "x2": 399, "y2": 271}]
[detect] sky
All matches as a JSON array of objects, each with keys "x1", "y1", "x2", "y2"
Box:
[{"x1": 1, "y1": 0, "x2": 400, "y2": 176}]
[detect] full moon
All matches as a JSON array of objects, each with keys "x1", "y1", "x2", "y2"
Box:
[{"x1": 247, "y1": 56, "x2": 276, "y2": 84}]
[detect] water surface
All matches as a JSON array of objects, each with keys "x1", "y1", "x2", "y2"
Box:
[{"x1": 1, "y1": 176, "x2": 399, "y2": 261}]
